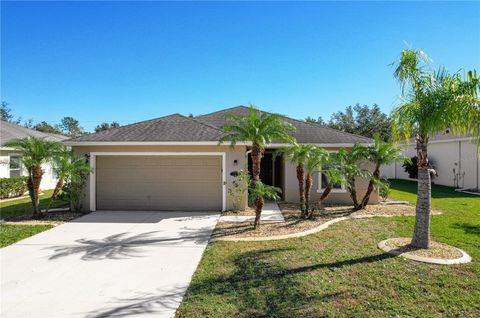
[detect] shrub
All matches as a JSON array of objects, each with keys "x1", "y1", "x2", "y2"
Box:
[
  {"x1": 379, "y1": 178, "x2": 391, "y2": 201},
  {"x1": 402, "y1": 156, "x2": 437, "y2": 179},
  {"x1": 0, "y1": 176, "x2": 28, "y2": 199},
  {"x1": 228, "y1": 169, "x2": 250, "y2": 211}
]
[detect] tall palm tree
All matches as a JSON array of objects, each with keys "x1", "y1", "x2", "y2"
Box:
[
  {"x1": 45, "y1": 149, "x2": 91, "y2": 213},
  {"x1": 277, "y1": 143, "x2": 317, "y2": 217},
  {"x1": 358, "y1": 135, "x2": 404, "y2": 209},
  {"x1": 303, "y1": 147, "x2": 329, "y2": 218},
  {"x1": 4, "y1": 137, "x2": 63, "y2": 218},
  {"x1": 391, "y1": 49, "x2": 479, "y2": 248},
  {"x1": 220, "y1": 105, "x2": 295, "y2": 227}
]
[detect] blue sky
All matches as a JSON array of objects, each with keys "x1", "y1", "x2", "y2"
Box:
[{"x1": 1, "y1": 1, "x2": 479, "y2": 131}]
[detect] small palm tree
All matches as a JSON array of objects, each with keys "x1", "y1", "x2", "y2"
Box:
[
  {"x1": 45, "y1": 149, "x2": 91, "y2": 213},
  {"x1": 358, "y1": 135, "x2": 404, "y2": 209},
  {"x1": 303, "y1": 147, "x2": 329, "y2": 218},
  {"x1": 335, "y1": 145, "x2": 370, "y2": 210},
  {"x1": 220, "y1": 105, "x2": 295, "y2": 226},
  {"x1": 249, "y1": 181, "x2": 282, "y2": 229},
  {"x1": 391, "y1": 49, "x2": 479, "y2": 248},
  {"x1": 4, "y1": 137, "x2": 63, "y2": 218},
  {"x1": 277, "y1": 143, "x2": 317, "y2": 217}
]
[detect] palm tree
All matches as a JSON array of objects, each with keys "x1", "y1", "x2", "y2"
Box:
[
  {"x1": 303, "y1": 147, "x2": 329, "y2": 218},
  {"x1": 4, "y1": 137, "x2": 63, "y2": 218},
  {"x1": 335, "y1": 145, "x2": 370, "y2": 210},
  {"x1": 45, "y1": 149, "x2": 91, "y2": 213},
  {"x1": 317, "y1": 152, "x2": 345, "y2": 204},
  {"x1": 220, "y1": 105, "x2": 295, "y2": 227},
  {"x1": 249, "y1": 181, "x2": 282, "y2": 229},
  {"x1": 391, "y1": 49, "x2": 479, "y2": 248},
  {"x1": 277, "y1": 143, "x2": 316, "y2": 217},
  {"x1": 358, "y1": 135, "x2": 404, "y2": 209}
]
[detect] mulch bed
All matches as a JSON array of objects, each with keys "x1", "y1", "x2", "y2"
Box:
[
  {"x1": 221, "y1": 206, "x2": 256, "y2": 216},
  {"x1": 383, "y1": 238, "x2": 463, "y2": 259},
  {"x1": 212, "y1": 202, "x2": 441, "y2": 240}
]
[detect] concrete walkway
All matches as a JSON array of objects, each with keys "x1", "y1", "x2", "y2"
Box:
[
  {"x1": 219, "y1": 201, "x2": 284, "y2": 223},
  {"x1": 0, "y1": 211, "x2": 220, "y2": 318}
]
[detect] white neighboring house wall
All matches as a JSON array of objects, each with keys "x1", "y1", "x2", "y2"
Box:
[
  {"x1": 0, "y1": 149, "x2": 58, "y2": 190},
  {"x1": 381, "y1": 136, "x2": 479, "y2": 190}
]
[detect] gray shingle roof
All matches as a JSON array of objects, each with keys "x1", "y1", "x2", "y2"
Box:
[
  {"x1": 67, "y1": 106, "x2": 372, "y2": 144},
  {"x1": 196, "y1": 106, "x2": 372, "y2": 144},
  {"x1": 69, "y1": 114, "x2": 224, "y2": 142},
  {"x1": 1, "y1": 120, "x2": 68, "y2": 146}
]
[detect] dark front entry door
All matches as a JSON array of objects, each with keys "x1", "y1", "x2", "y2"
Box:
[{"x1": 248, "y1": 151, "x2": 283, "y2": 196}]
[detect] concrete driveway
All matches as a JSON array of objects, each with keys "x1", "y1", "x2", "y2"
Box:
[{"x1": 1, "y1": 211, "x2": 220, "y2": 318}]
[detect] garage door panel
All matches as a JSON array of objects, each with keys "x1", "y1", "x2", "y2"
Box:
[{"x1": 96, "y1": 156, "x2": 222, "y2": 211}]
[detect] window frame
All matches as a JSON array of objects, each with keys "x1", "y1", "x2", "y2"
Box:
[
  {"x1": 9, "y1": 155, "x2": 22, "y2": 178},
  {"x1": 316, "y1": 157, "x2": 347, "y2": 194}
]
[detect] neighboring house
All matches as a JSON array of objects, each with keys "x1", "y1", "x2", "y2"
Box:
[
  {"x1": 0, "y1": 120, "x2": 68, "y2": 189},
  {"x1": 381, "y1": 132, "x2": 479, "y2": 191},
  {"x1": 66, "y1": 106, "x2": 376, "y2": 212}
]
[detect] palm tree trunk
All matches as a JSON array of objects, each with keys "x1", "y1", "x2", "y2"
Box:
[
  {"x1": 359, "y1": 165, "x2": 380, "y2": 209},
  {"x1": 320, "y1": 185, "x2": 332, "y2": 201},
  {"x1": 411, "y1": 135, "x2": 431, "y2": 248},
  {"x1": 254, "y1": 196, "x2": 264, "y2": 229},
  {"x1": 29, "y1": 165, "x2": 44, "y2": 218},
  {"x1": 251, "y1": 143, "x2": 264, "y2": 228},
  {"x1": 296, "y1": 164, "x2": 306, "y2": 217},
  {"x1": 45, "y1": 178, "x2": 64, "y2": 213},
  {"x1": 251, "y1": 143, "x2": 263, "y2": 183},
  {"x1": 348, "y1": 179, "x2": 360, "y2": 210},
  {"x1": 305, "y1": 173, "x2": 313, "y2": 219}
]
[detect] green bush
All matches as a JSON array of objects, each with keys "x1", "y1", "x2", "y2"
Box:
[{"x1": 0, "y1": 176, "x2": 28, "y2": 199}]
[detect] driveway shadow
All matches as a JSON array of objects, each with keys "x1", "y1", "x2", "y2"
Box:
[
  {"x1": 46, "y1": 226, "x2": 215, "y2": 261},
  {"x1": 85, "y1": 286, "x2": 186, "y2": 318}
]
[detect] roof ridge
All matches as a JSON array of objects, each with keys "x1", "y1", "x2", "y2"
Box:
[
  {"x1": 68, "y1": 113, "x2": 185, "y2": 141},
  {"x1": 185, "y1": 115, "x2": 225, "y2": 133},
  {"x1": 196, "y1": 105, "x2": 248, "y2": 117}
]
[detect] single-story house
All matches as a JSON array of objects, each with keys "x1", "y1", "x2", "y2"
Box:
[
  {"x1": 0, "y1": 120, "x2": 68, "y2": 189},
  {"x1": 381, "y1": 131, "x2": 479, "y2": 191},
  {"x1": 66, "y1": 106, "x2": 377, "y2": 212}
]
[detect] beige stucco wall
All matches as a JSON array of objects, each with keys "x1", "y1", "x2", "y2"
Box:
[
  {"x1": 381, "y1": 139, "x2": 479, "y2": 189},
  {"x1": 72, "y1": 145, "x2": 248, "y2": 211},
  {"x1": 283, "y1": 158, "x2": 379, "y2": 205}
]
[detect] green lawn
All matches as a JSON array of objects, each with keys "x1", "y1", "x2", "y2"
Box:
[
  {"x1": 0, "y1": 189, "x2": 68, "y2": 220},
  {"x1": 176, "y1": 179, "x2": 480, "y2": 318},
  {"x1": 0, "y1": 224, "x2": 54, "y2": 247}
]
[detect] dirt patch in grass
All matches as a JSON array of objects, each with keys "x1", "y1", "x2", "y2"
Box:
[{"x1": 383, "y1": 237, "x2": 464, "y2": 259}]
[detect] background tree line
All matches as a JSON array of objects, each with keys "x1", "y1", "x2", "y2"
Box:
[
  {"x1": 305, "y1": 103, "x2": 392, "y2": 141},
  {"x1": 1, "y1": 101, "x2": 120, "y2": 137}
]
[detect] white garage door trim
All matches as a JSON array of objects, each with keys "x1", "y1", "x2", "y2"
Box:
[{"x1": 89, "y1": 152, "x2": 226, "y2": 211}]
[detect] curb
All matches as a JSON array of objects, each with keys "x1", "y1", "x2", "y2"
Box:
[
  {"x1": 378, "y1": 238, "x2": 472, "y2": 265},
  {"x1": 211, "y1": 214, "x2": 398, "y2": 242}
]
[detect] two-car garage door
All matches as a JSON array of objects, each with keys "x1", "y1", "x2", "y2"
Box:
[{"x1": 95, "y1": 155, "x2": 222, "y2": 211}]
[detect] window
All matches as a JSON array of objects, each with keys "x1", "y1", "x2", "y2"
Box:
[
  {"x1": 9, "y1": 156, "x2": 22, "y2": 178},
  {"x1": 317, "y1": 166, "x2": 346, "y2": 193}
]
